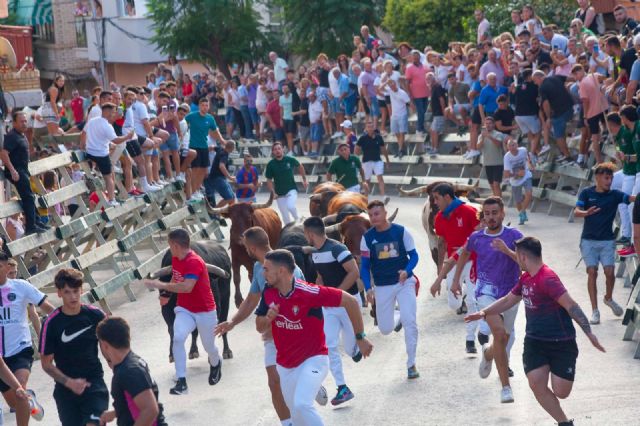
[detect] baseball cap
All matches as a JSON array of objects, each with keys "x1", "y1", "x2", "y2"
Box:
[
  {"x1": 411, "y1": 49, "x2": 421, "y2": 55},
  {"x1": 341, "y1": 120, "x2": 353, "y2": 129},
  {"x1": 338, "y1": 141, "x2": 350, "y2": 149}
]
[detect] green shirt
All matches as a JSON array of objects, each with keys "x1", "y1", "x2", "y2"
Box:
[
  {"x1": 185, "y1": 111, "x2": 218, "y2": 149},
  {"x1": 328, "y1": 155, "x2": 362, "y2": 188},
  {"x1": 265, "y1": 155, "x2": 300, "y2": 195},
  {"x1": 616, "y1": 125, "x2": 636, "y2": 175}
]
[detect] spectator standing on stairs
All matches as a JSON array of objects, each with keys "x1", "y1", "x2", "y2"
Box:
[{"x1": 478, "y1": 116, "x2": 506, "y2": 197}]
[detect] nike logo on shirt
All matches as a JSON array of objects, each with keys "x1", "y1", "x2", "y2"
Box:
[{"x1": 61, "y1": 326, "x2": 92, "y2": 343}]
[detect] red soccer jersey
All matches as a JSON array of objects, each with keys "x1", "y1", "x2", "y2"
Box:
[
  {"x1": 258, "y1": 280, "x2": 342, "y2": 368},
  {"x1": 70, "y1": 97, "x2": 84, "y2": 124},
  {"x1": 171, "y1": 251, "x2": 216, "y2": 313},
  {"x1": 434, "y1": 203, "x2": 480, "y2": 257}
]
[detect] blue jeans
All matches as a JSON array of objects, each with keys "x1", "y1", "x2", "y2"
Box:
[
  {"x1": 413, "y1": 97, "x2": 428, "y2": 132},
  {"x1": 240, "y1": 105, "x2": 255, "y2": 138},
  {"x1": 344, "y1": 90, "x2": 357, "y2": 117}
]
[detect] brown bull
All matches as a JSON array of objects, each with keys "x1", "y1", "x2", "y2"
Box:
[
  {"x1": 327, "y1": 192, "x2": 368, "y2": 215},
  {"x1": 309, "y1": 182, "x2": 345, "y2": 217},
  {"x1": 208, "y1": 195, "x2": 281, "y2": 307},
  {"x1": 400, "y1": 181, "x2": 479, "y2": 273}
]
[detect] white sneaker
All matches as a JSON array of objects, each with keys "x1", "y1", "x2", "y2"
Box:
[
  {"x1": 467, "y1": 149, "x2": 481, "y2": 158},
  {"x1": 176, "y1": 173, "x2": 186, "y2": 183},
  {"x1": 157, "y1": 179, "x2": 169, "y2": 186},
  {"x1": 500, "y1": 386, "x2": 514, "y2": 403},
  {"x1": 462, "y1": 151, "x2": 471, "y2": 159},
  {"x1": 539, "y1": 144, "x2": 551, "y2": 155},
  {"x1": 113, "y1": 165, "x2": 123, "y2": 174},
  {"x1": 191, "y1": 191, "x2": 205, "y2": 201},
  {"x1": 108, "y1": 199, "x2": 120, "y2": 208},
  {"x1": 151, "y1": 184, "x2": 164, "y2": 191},
  {"x1": 590, "y1": 309, "x2": 600, "y2": 325},
  {"x1": 478, "y1": 343, "x2": 492, "y2": 379},
  {"x1": 332, "y1": 131, "x2": 344, "y2": 138},
  {"x1": 315, "y1": 385, "x2": 328, "y2": 406},
  {"x1": 603, "y1": 298, "x2": 624, "y2": 317},
  {"x1": 168, "y1": 176, "x2": 176, "y2": 183},
  {"x1": 142, "y1": 184, "x2": 160, "y2": 193}
]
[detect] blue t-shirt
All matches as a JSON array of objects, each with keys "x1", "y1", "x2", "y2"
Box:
[
  {"x1": 631, "y1": 60, "x2": 640, "y2": 83},
  {"x1": 338, "y1": 74, "x2": 350, "y2": 96},
  {"x1": 249, "y1": 261, "x2": 305, "y2": 294},
  {"x1": 235, "y1": 166, "x2": 259, "y2": 199},
  {"x1": 185, "y1": 111, "x2": 218, "y2": 149},
  {"x1": 478, "y1": 85, "x2": 507, "y2": 115},
  {"x1": 279, "y1": 94, "x2": 293, "y2": 120},
  {"x1": 471, "y1": 80, "x2": 482, "y2": 107},
  {"x1": 361, "y1": 224, "x2": 415, "y2": 286},
  {"x1": 576, "y1": 186, "x2": 629, "y2": 241}
]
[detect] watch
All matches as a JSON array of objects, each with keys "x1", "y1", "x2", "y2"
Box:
[{"x1": 355, "y1": 332, "x2": 366, "y2": 341}]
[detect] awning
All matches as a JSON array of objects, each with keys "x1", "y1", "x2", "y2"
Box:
[{"x1": 11, "y1": 0, "x2": 52, "y2": 26}]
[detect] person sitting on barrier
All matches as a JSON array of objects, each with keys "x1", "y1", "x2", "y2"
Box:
[{"x1": 80, "y1": 103, "x2": 135, "y2": 208}]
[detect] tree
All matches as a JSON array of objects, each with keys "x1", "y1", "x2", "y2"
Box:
[
  {"x1": 146, "y1": 0, "x2": 272, "y2": 79},
  {"x1": 480, "y1": 0, "x2": 575, "y2": 38},
  {"x1": 276, "y1": 0, "x2": 385, "y2": 58}
]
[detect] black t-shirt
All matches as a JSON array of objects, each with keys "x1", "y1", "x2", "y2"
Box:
[
  {"x1": 311, "y1": 238, "x2": 357, "y2": 295},
  {"x1": 577, "y1": 186, "x2": 628, "y2": 240},
  {"x1": 39, "y1": 305, "x2": 105, "y2": 382},
  {"x1": 430, "y1": 84, "x2": 447, "y2": 116},
  {"x1": 539, "y1": 76, "x2": 573, "y2": 117},
  {"x1": 493, "y1": 107, "x2": 515, "y2": 134},
  {"x1": 319, "y1": 68, "x2": 330, "y2": 88},
  {"x1": 3, "y1": 129, "x2": 29, "y2": 170},
  {"x1": 515, "y1": 81, "x2": 540, "y2": 116},
  {"x1": 299, "y1": 98, "x2": 310, "y2": 127},
  {"x1": 622, "y1": 18, "x2": 639, "y2": 37},
  {"x1": 112, "y1": 351, "x2": 167, "y2": 426},
  {"x1": 210, "y1": 147, "x2": 229, "y2": 178},
  {"x1": 536, "y1": 50, "x2": 552, "y2": 67},
  {"x1": 620, "y1": 48, "x2": 637, "y2": 78},
  {"x1": 356, "y1": 133, "x2": 384, "y2": 162}
]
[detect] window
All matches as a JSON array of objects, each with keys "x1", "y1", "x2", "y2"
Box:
[
  {"x1": 75, "y1": 18, "x2": 87, "y2": 48},
  {"x1": 34, "y1": 23, "x2": 55, "y2": 43},
  {"x1": 118, "y1": 0, "x2": 137, "y2": 17}
]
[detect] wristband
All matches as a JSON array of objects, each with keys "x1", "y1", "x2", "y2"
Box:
[{"x1": 355, "y1": 332, "x2": 366, "y2": 341}]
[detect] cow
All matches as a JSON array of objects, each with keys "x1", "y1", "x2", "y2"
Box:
[
  {"x1": 277, "y1": 222, "x2": 318, "y2": 283},
  {"x1": 151, "y1": 241, "x2": 234, "y2": 359},
  {"x1": 399, "y1": 181, "x2": 479, "y2": 273},
  {"x1": 207, "y1": 194, "x2": 281, "y2": 307},
  {"x1": 309, "y1": 181, "x2": 345, "y2": 217}
]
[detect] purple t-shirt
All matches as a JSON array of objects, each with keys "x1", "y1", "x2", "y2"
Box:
[
  {"x1": 466, "y1": 226, "x2": 523, "y2": 298},
  {"x1": 360, "y1": 71, "x2": 377, "y2": 99},
  {"x1": 247, "y1": 83, "x2": 258, "y2": 108},
  {"x1": 511, "y1": 264, "x2": 576, "y2": 341}
]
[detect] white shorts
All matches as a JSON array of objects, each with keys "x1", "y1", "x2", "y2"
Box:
[
  {"x1": 346, "y1": 184, "x2": 361, "y2": 193},
  {"x1": 515, "y1": 115, "x2": 541, "y2": 134},
  {"x1": 476, "y1": 294, "x2": 519, "y2": 333},
  {"x1": 363, "y1": 161, "x2": 384, "y2": 180},
  {"x1": 264, "y1": 339, "x2": 277, "y2": 367}
]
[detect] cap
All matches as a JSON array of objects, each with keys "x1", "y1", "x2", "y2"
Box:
[
  {"x1": 410, "y1": 49, "x2": 421, "y2": 55},
  {"x1": 341, "y1": 120, "x2": 353, "y2": 129},
  {"x1": 338, "y1": 141, "x2": 350, "y2": 149}
]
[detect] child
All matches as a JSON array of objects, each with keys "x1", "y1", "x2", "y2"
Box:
[{"x1": 341, "y1": 119, "x2": 357, "y2": 153}]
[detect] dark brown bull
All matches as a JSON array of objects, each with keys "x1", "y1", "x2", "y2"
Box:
[
  {"x1": 399, "y1": 181, "x2": 479, "y2": 273},
  {"x1": 208, "y1": 194, "x2": 281, "y2": 307},
  {"x1": 309, "y1": 182, "x2": 345, "y2": 217},
  {"x1": 327, "y1": 192, "x2": 368, "y2": 216}
]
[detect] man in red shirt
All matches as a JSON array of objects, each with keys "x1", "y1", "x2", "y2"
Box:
[
  {"x1": 256, "y1": 249, "x2": 373, "y2": 426},
  {"x1": 430, "y1": 182, "x2": 487, "y2": 353},
  {"x1": 265, "y1": 90, "x2": 285, "y2": 142},
  {"x1": 145, "y1": 229, "x2": 222, "y2": 395},
  {"x1": 70, "y1": 90, "x2": 85, "y2": 128}
]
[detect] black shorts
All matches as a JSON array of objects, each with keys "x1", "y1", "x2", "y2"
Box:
[
  {"x1": 587, "y1": 112, "x2": 605, "y2": 135},
  {"x1": 633, "y1": 196, "x2": 640, "y2": 224},
  {"x1": 192, "y1": 147, "x2": 210, "y2": 168},
  {"x1": 377, "y1": 98, "x2": 387, "y2": 108},
  {"x1": 484, "y1": 165, "x2": 504, "y2": 184},
  {"x1": 0, "y1": 347, "x2": 34, "y2": 393},
  {"x1": 126, "y1": 138, "x2": 142, "y2": 158},
  {"x1": 152, "y1": 127, "x2": 160, "y2": 136},
  {"x1": 471, "y1": 106, "x2": 482, "y2": 125},
  {"x1": 283, "y1": 119, "x2": 296, "y2": 134},
  {"x1": 85, "y1": 153, "x2": 112, "y2": 175},
  {"x1": 523, "y1": 337, "x2": 578, "y2": 381},
  {"x1": 54, "y1": 379, "x2": 109, "y2": 426}
]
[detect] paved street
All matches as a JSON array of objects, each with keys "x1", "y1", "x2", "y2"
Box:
[{"x1": 7, "y1": 195, "x2": 640, "y2": 426}]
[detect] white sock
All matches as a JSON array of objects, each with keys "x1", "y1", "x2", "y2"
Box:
[
  {"x1": 141, "y1": 176, "x2": 149, "y2": 187},
  {"x1": 577, "y1": 154, "x2": 584, "y2": 162}
]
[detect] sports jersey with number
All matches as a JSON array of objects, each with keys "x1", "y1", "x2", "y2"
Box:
[
  {"x1": 171, "y1": 251, "x2": 216, "y2": 313},
  {"x1": 0, "y1": 279, "x2": 47, "y2": 357},
  {"x1": 39, "y1": 304, "x2": 105, "y2": 381},
  {"x1": 255, "y1": 280, "x2": 342, "y2": 368}
]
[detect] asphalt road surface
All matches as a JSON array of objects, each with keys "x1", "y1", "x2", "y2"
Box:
[{"x1": 6, "y1": 195, "x2": 640, "y2": 426}]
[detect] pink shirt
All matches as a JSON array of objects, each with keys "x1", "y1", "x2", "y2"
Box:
[
  {"x1": 405, "y1": 63, "x2": 430, "y2": 99},
  {"x1": 578, "y1": 73, "x2": 607, "y2": 119}
]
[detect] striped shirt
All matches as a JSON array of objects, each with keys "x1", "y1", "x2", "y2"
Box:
[{"x1": 311, "y1": 238, "x2": 357, "y2": 295}]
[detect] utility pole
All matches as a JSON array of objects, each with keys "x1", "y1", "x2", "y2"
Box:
[{"x1": 89, "y1": 0, "x2": 107, "y2": 87}]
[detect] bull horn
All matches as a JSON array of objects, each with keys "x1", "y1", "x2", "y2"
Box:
[
  {"x1": 206, "y1": 200, "x2": 230, "y2": 216},
  {"x1": 383, "y1": 196, "x2": 390, "y2": 205},
  {"x1": 206, "y1": 263, "x2": 230, "y2": 279},
  {"x1": 324, "y1": 222, "x2": 342, "y2": 235},
  {"x1": 453, "y1": 182, "x2": 479, "y2": 193},
  {"x1": 322, "y1": 214, "x2": 338, "y2": 225},
  {"x1": 310, "y1": 193, "x2": 323, "y2": 203},
  {"x1": 301, "y1": 246, "x2": 317, "y2": 255},
  {"x1": 252, "y1": 192, "x2": 274, "y2": 210},
  {"x1": 388, "y1": 207, "x2": 399, "y2": 223},
  {"x1": 150, "y1": 265, "x2": 173, "y2": 280},
  {"x1": 399, "y1": 186, "x2": 428, "y2": 196}
]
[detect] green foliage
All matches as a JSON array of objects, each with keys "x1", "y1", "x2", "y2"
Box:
[
  {"x1": 146, "y1": 0, "x2": 273, "y2": 77},
  {"x1": 276, "y1": 0, "x2": 385, "y2": 58},
  {"x1": 480, "y1": 0, "x2": 576, "y2": 38}
]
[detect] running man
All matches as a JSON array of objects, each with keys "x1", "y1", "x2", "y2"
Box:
[
  {"x1": 256, "y1": 250, "x2": 373, "y2": 426},
  {"x1": 355, "y1": 119, "x2": 390, "y2": 196},
  {"x1": 97, "y1": 317, "x2": 167, "y2": 426},
  {"x1": 215, "y1": 226, "x2": 309, "y2": 426},
  {"x1": 574, "y1": 163, "x2": 633, "y2": 324},
  {"x1": 360, "y1": 200, "x2": 420, "y2": 378},
  {"x1": 303, "y1": 217, "x2": 362, "y2": 406},
  {"x1": 452, "y1": 197, "x2": 523, "y2": 403},
  {"x1": 144, "y1": 229, "x2": 222, "y2": 395},
  {"x1": 0, "y1": 252, "x2": 54, "y2": 425},
  {"x1": 429, "y1": 182, "x2": 482, "y2": 353},
  {"x1": 326, "y1": 142, "x2": 368, "y2": 193},
  {"x1": 465, "y1": 236, "x2": 605, "y2": 426},
  {"x1": 265, "y1": 142, "x2": 308, "y2": 225},
  {"x1": 39, "y1": 269, "x2": 108, "y2": 426}
]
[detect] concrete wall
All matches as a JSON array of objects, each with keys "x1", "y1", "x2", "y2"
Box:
[{"x1": 105, "y1": 61, "x2": 209, "y2": 87}]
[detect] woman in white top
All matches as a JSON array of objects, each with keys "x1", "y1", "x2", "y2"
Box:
[
  {"x1": 6, "y1": 211, "x2": 25, "y2": 241},
  {"x1": 522, "y1": 5, "x2": 544, "y2": 41},
  {"x1": 373, "y1": 62, "x2": 388, "y2": 136}
]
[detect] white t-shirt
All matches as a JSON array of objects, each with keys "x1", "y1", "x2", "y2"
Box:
[
  {"x1": 85, "y1": 116, "x2": 118, "y2": 157},
  {"x1": 514, "y1": 22, "x2": 527, "y2": 37},
  {"x1": 381, "y1": 71, "x2": 401, "y2": 97},
  {"x1": 179, "y1": 119, "x2": 190, "y2": 152},
  {"x1": 123, "y1": 107, "x2": 135, "y2": 134},
  {"x1": 329, "y1": 72, "x2": 341, "y2": 98},
  {"x1": 87, "y1": 104, "x2": 102, "y2": 121},
  {"x1": 374, "y1": 76, "x2": 385, "y2": 100},
  {"x1": 132, "y1": 101, "x2": 150, "y2": 137},
  {"x1": 274, "y1": 57, "x2": 288, "y2": 82},
  {"x1": 389, "y1": 88, "x2": 410, "y2": 117},
  {"x1": 0, "y1": 279, "x2": 46, "y2": 357},
  {"x1": 308, "y1": 99, "x2": 323, "y2": 123},
  {"x1": 458, "y1": 64, "x2": 472, "y2": 86},
  {"x1": 256, "y1": 87, "x2": 268, "y2": 113},
  {"x1": 526, "y1": 18, "x2": 543, "y2": 38},
  {"x1": 504, "y1": 147, "x2": 532, "y2": 186},
  {"x1": 477, "y1": 18, "x2": 490, "y2": 43}
]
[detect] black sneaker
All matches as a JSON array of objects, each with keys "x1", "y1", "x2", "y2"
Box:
[
  {"x1": 352, "y1": 350, "x2": 362, "y2": 363},
  {"x1": 394, "y1": 321, "x2": 403, "y2": 332},
  {"x1": 25, "y1": 226, "x2": 47, "y2": 236},
  {"x1": 616, "y1": 236, "x2": 631, "y2": 246},
  {"x1": 466, "y1": 340, "x2": 477, "y2": 354},
  {"x1": 508, "y1": 367, "x2": 514, "y2": 377},
  {"x1": 478, "y1": 332, "x2": 489, "y2": 346},
  {"x1": 170, "y1": 378, "x2": 188, "y2": 395},
  {"x1": 558, "y1": 421, "x2": 574, "y2": 426},
  {"x1": 208, "y1": 361, "x2": 222, "y2": 385}
]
